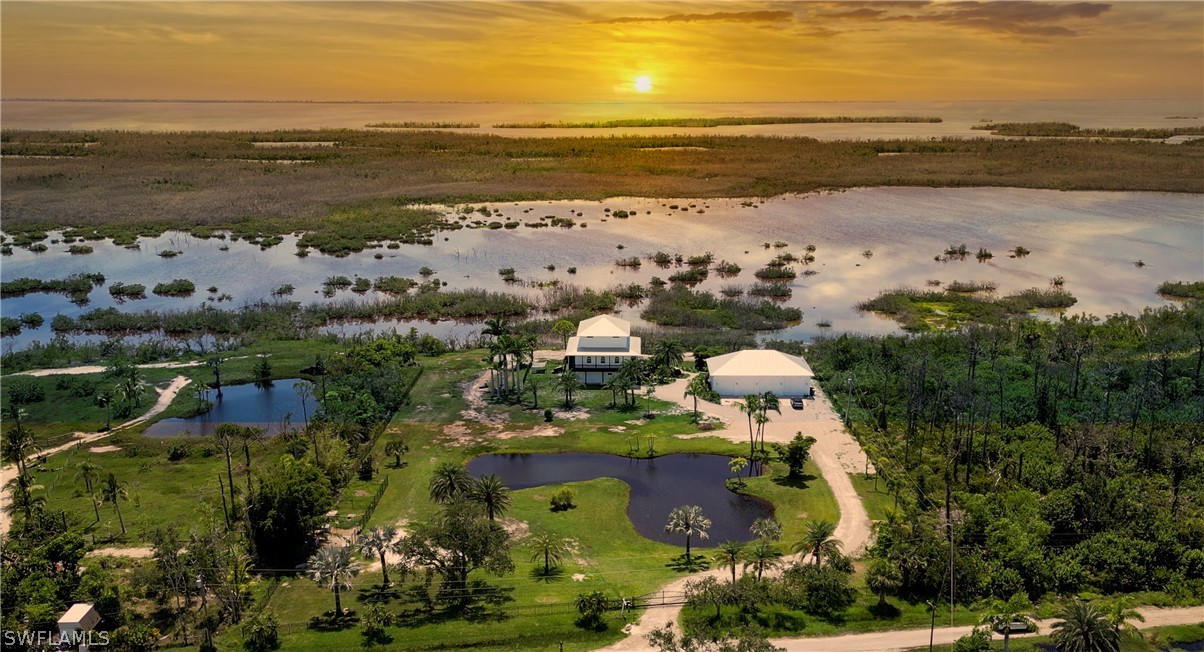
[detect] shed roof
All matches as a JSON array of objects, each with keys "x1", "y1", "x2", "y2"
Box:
[
  {"x1": 58, "y1": 603, "x2": 99, "y2": 627},
  {"x1": 576, "y1": 314, "x2": 631, "y2": 338},
  {"x1": 706, "y1": 350, "x2": 814, "y2": 378}
]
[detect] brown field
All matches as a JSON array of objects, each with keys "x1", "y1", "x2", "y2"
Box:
[{"x1": 2, "y1": 129, "x2": 1202, "y2": 229}]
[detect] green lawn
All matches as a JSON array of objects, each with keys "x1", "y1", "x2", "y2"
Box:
[
  {"x1": 26, "y1": 346, "x2": 842, "y2": 650},
  {"x1": 903, "y1": 623, "x2": 1204, "y2": 651},
  {"x1": 848, "y1": 471, "x2": 896, "y2": 524}
]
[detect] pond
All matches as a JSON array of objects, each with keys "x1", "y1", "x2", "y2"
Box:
[
  {"x1": 466, "y1": 453, "x2": 772, "y2": 546},
  {"x1": 3, "y1": 188, "x2": 1200, "y2": 350},
  {"x1": 144, "y1": 378, "x2": 308, "y2": 437}
]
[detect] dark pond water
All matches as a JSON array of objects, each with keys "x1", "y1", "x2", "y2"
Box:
[
  {"x1": 466, "y1": 452, "x2": 772, "y2": 546},
  {"x1": 144, "y1": 378, "x2": 308, "y2": 437},
  {"x1": 3, "y1": 189, "x2": 1201, "y2": 350}
]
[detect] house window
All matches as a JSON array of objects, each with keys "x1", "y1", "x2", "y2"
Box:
[{"x1": 586, "y1": 357, "x2": 592, "y2": 364}]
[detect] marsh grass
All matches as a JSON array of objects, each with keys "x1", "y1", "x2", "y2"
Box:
[
  {"x1": 973, "y1": 121, "x2": 1204, "y2": 138},
  {"x1": 4, "y1": 130, "x2": 1200, "y2": 235},
  {"x1": 857, "y1": 287, "x2": 1077, "y2": 331},
  {"x1": 365, "y1": 121, "x2": 480, "y2": 129}
]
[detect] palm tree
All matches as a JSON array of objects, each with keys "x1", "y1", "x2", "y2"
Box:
[
  {"x1": 1101, "y1": 596, "x2": 1145, "y2": 639},
  {"x1": 1050, "y1": 601, "x2": 1119, "y2": 652},
  {"x1": 980, "y1": 592, "x2": 1034, "y2": 652},
  {"x1": 792, "y1": 520, "x2": 841, "y2": 567},
  {"x1": 527, "y1": 376, "x2": 546, "y2": 410},
  {"x1": 742, "y1": 538, "x2": 782, "y2": 580},
  {"x1": 665, "y1": 505, "x2": 711, "y2": 562},
  {"x1": 98, "y1": 472, "x2": 130, "y2": 534},
  {"x1": 482, "y1": 317, "x2": 510, "y2": 340},
  {"x1": 603, "y1": 375, "x2": 623, "y2": 408},
  {"x1": 94, "y1": 389, "x2": 114, "y2": 429},
  {"x1": 383, "y1": 440, "x2": 408, "y2": 468},
  {"x1": 750, "y1": 517, "x2": 783, "y2": 542},
  {"x1": 734, "y1": 395, "x2": 762, "y2": 458},
  {"x1": 356, "y1": 526, "x2": 398, "y2": 587},
  {"x1": 684, "y1": 373, "x2": 711, "y2": 422},
  {"x1": 75, "y1": 460, "x2": 103, "y2": 522},
  {"x1": 6, "y1": 474, "x2": 46, "y2": 520},
  {"x1": 528, "y1": 531, "x2": 569, "y2": 574},
  {"x1": 651, "y1": 339, "x2": 685, "y2": 376},
  {"x1": 756, "y1": 391, "x2": 781, "y2": 451},
  {"x1": 306, "y1": 544, "x2": 360, "y2": 616},
  {"x1": 3, "y1": 405, "x2": 36, "y2": 479},
  {"x1": 714, "y1": 540, "x2": 745, "y2": 583},
  {"x1": 617, "y1": 358, "x2": 645, "y2": 406},
  {"x1": 469, "y1": 474, "x2": 512, "y2": 522},
  {"x1": 555, "y1": 372, "x2": 584, "y2": 408},
  {"x1": 429, "y1": 462, "x2": 473, "y2": 504},
  {"x1": 864, "y1": 557, "x2": 902, "y2": 607},
  {"x1": 207, "y1": 356, "x2": 223, "y2": 397}
]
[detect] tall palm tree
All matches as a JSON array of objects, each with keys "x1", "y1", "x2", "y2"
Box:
[
  {"x1": 528, "y1": 531, "x2": 569, "y2": 574},
  {"x1": 98, "y1": 472, "x2": 130, "y2": 535},
  {"x1": 750, "y1": 517, "x2": 783, "y2": 542},
  {"x1": 1101, "y1": 596, "x2": 1145, "y2": 639},
  {"x1": 6, "y1": 474, "x2": 46, "y2": 520},
  {"x1": 792, "y1": 520, "x2": 841, "y2": 567},
  {"x1": 617, "y1": 358, "x2": 645, "y2": 406},
  {"x1": 1050, "y1": 601, "x2": 1119, "y2": 652},
  {"x1": 429, "y1": 462, "x2": 473, "y2": 504},
  {"x1": 356, "y1": 526, "x2": 399, "y2": 587},
  {"x1": 75, "y1": 460, "x2": 104, "y2": 522},
  {"x1": 207, "y1": 356, "x2": 223, "y2": 397},
  {"x1": 756, "y1": 391, "x2": 781, "y2": 451},
  {"x1": 684, "y1": 373, "x2": 711, "y2": 422},
  {"x1": 734, "y1": 395, "x2": 762, "y2": 458},
  {"x1": 664, "y1": 505, "x2": 711, "y2": 562},
  {"x1": 980, "y1": 592, "x2": 1035, "y2": 652},
  {"x1": 469, "y1": 474, "x2": 512, "y2": 522},
  {"x1": 94, "y1": 389, "x2": 114, "y2": 430},
  {"x1": 742, "y1": 538, "x2": 782, "y2": 580},
  {"x1": 651, "y1": 339, "x2": 685, "y2": 376},
  {"x1": 3, "y1": 405, "x2": 36, "y2": 479},
  {"x1": 714, "y1": 540, "x2": 745, "y2": 583},
  {"x1": 555, "y1": 372, "x2": 584, "y2": 408},
  {"x1": 306, "y1": 544, "x2": 361, "y2": 616},
  {"x1": 482, "y1": 317, "x2": 510, "y2": 340}
]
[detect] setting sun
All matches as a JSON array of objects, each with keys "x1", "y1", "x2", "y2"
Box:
[{"x1": 634, "y1": 75, "x2": 653, "y2": 93}]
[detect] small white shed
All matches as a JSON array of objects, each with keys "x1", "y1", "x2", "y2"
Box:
[
  {"x1": 707, "y1": 350, "x2": 814, "y2": 397},
  {"x1": 58, "y1": 603, "x2": 101, "y2": 637}
]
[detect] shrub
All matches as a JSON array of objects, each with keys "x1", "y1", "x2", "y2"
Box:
[
  {"x1": 550, "y1": 488, "x2": 576, "y2": 511},
  {"x1": 152, "y1": 279, "x2": 196, "y2": 296},
  {"x1": 5, "y1": 378, "x2": 46, "y2": 404},
  {"x1": 18, "y1": 313, "x2": 43, "y2": 328},
  {"x1": 242, "y1": 612, "x2": 281, "y2": 652},
  {"x1": 575, "y1": 590, "x2": 610, "y2": 630}
]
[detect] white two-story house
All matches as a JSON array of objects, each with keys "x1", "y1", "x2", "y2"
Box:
[{"x1": 564, "y1": 315, "x2": 642, "y2": 386}]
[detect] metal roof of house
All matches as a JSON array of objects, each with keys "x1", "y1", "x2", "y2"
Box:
[
  {"x1": 576, "y1": 314, "x2": 631, "y2": 338},
  {"x1": 706, "y1": 350, "x2": 814, "y2": 378},
  {"x1": 565, "y1": 336, "x2": 642, "y2": 356}
]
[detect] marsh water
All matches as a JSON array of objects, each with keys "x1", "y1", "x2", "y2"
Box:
[
  {"x1": 144, "y1": 378, "x2": 306, "y2": 437},
  {"x1": 3, "y1": 99, "x2": 1199, "y2": 137},
  {"x1": 466, "y1": 452, "x2": 772, "y2": 546},
  {"x1": 3, "y1": 188, "x2": 1201, "y2": 351}
]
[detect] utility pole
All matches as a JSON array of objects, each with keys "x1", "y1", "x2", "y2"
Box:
[{"x1": 927, "y1": 600, "x2": 936, "y2": 652}]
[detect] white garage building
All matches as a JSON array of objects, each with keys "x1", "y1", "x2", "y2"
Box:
[{"x1": 706, "y1": 350, "x2": 814, "y2": 397}]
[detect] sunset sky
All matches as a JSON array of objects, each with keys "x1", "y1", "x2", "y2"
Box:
[{"x1": 2, "y1": 1, "x2": 1201, "y2": 102}]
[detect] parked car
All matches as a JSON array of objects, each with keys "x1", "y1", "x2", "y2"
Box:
[{"x1": 790, "y1": 397, "x2": 806, "y2": 410}]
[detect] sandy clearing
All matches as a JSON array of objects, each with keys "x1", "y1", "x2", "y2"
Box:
[
  {"x1": 88, "y1": 445, "x2": 121, "y2": 453},
  {"x1": 9, "y1": 355, "x2": 263, "y2": 378},
  {"x1": 87, "y1": 546, "x2": 154, "y2": 559}
]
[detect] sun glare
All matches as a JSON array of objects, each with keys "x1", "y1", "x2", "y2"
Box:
[{"x1": 634, "y1": 75, "x2": 653, "y2": 93}]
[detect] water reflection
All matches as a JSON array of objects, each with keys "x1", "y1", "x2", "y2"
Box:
[
  {"x1": 467, "y1": 452, "x2": 772, "y2": 546},
  {"x1": 3, "y1": 188, "x2": 1200, "y2": 350}
]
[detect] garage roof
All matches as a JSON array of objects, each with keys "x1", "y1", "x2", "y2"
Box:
[{"x1": 707, "y1": 350, "x2": 814, "y2": 378}]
